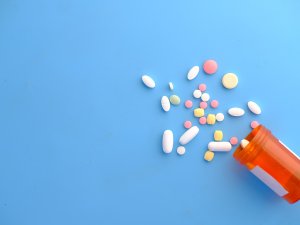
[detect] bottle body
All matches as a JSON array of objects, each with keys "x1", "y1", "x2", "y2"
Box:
[{"x1": 233, "y1": 125, "x2": 300, "y2": 204}]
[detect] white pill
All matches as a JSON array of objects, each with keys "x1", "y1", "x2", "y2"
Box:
[
  {"x1": 142, "y1": 75, "x2": 155, "y2": 88},
  {"x1": 208, "y1": 142, "x2": 232, "y2": 152},
  {"x1": 248, "y1": 101, "x2": 261, "y2": 115},
  {"x1": 169, "y1": 82, "x2": 174, "y2": 91},
  {"x1": 193, "y1": 89, "x2": 202, "y2": 98},
  {"x1": 187, "y1": 66, "x2": 200, "y2": 80},
  {"x1": 179, "y1": 126, "x2": 199, "y2": 145},
  {"x1": 228, "y1": 107, "x2": 245, "y2": 117},
  {"x1": 241, "y1": 139, "x2": 250, "y2": 148},
  {"x1": 161, "y1": 96, "x2": 171, "y2": 112},
  {"x1": 162, "y1": 130, "x2": 173, "y2": 154},
  {"x1": 177, "y1": 146, "x2": 186, "y2": 156},
  {"x1": 216, "y1": 113, "x2": 225, "y2": 122},
  {"x1": 201, "y1": 93, "x2": 210, "y2": 102}
]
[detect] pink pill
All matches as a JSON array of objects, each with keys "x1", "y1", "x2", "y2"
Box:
[
  {"x1": 198, "y1": 83, "x2": 207, "y2": 92},
  {"x1": 199, "y1": 117, "x2": 207, "y2": 125},
  {"x1": 185, "y1": 100, "x2": 193, "y2": 108},
  {"x1": 200, "y1": 101, "x2": 208, "y2": 109},
  {"x1": 210, "y1": 100, "x2": 219, "y2": 108},
  {"x1": 184, "y1": 120, "x2": 192, "y2": 129},
  {"x1": 203, "y1": 59, "x2": 218, "y2": 75},
  {"x1": 251, "y1": 121, "x2": 260, "y2": 129},
  {"x1": 230, "y1": 137, "x2": 239, "y2": 146}
]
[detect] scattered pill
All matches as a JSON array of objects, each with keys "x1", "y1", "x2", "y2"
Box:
[
  {"x1": 214, "y1": 130, "x2": 223, "y2": 141},
  {"x1": 194, "y1": 108, "x2": 205, "y2": 117},
  {"x1": 161, "y1": 96, "x2": 171, "y2": 112},
  {"x1": 170, "y1": 95, "x2": 181, "y2": 105},
  {"x1": 248, "y1": 101, "x2": 262, "y2": 115},
  {"x1": 207, "y1": 114, "x2": 216, "y2": 125},
  {"x1": 162, "y1": 130, "x2": 173, "y2": 154},
  {"x1": 185, "y1": 100, "x2": 193, "y2": 108},
  {"x1": 193, "y1": 89, "x2": 202, "y2": 99},
  {"x1": 199, "y1": 117, "x2": 207, "y2": 125},
  {"x1": 203, "y1": 60, "x2": 218, "y2": 75},
  {"x1": 241, "y1": 139, "x2": 250, "y2": 149},
  {"x1": 222, "y1": 73, "x2": 238, "y2": 89},
  {"x1": 200, "y1": 101, "x2": 208, "y2": 109},
  {"x1": 187, "y1": 66, "x2": 200, "y2": 80},
  {"x1": 142, "y1": 75, "x2": 156, "y2": 88},
  {"x1": 210, "y1": 100, "x2": 219, "y2": 108},
  {"x1": 184, "y1": 120, "x2": 192, "y2": 129},
  {"x1": 179, "y1": 126, "x2": 199, "y2": 145},
  {"x1": 251, "y1": 121, "x2": 260, "y2": 129},
  {"x1": 216, "y1": 113, "x2": 225, "y2": 122},
  {"x1": 204, "y1": 151, "x2": 215, "y2": 162},
  {"x1": 230, "y1": 137, "x2": 239, "y2": 145},
  {"x1": 169, "y1": 82, "x2": 174, "y2": 91},
  {"x1": 201, "y1": 93, "x2": 210, "y2": 102},
  {"x1": 208, "y1": 142, "x2": 232, "y2": 152},
  {"x1": 198, "y1": 83, "x2": 207, "y2": 92},
  {"x1": 177, "y1": 146, "x2": 186, "y2": 156},
  {"x1": 228, "y1": 107, "x2": 245, "y2": 117}
]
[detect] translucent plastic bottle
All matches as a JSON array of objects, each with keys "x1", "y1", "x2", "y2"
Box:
[{"x1": 233, "y1": 125, "x2": 300, "y2": 204}]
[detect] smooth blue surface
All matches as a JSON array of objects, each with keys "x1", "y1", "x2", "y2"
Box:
[{"x1": 0, "y1": 0, "x2": 300, "y2": 224}]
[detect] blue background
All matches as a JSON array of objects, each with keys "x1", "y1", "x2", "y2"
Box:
[{"x1": 0, "y1": 0, "x2": 299, "y2": 224}]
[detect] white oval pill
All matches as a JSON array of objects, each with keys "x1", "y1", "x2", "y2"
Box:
[
  {"x1": 179, "y1": 126, "x2": 199, "y2": 145},
  {"x1": 187, "y1": 66, "x2": 200, "y2": 80},
  {"x1": 193, "y1": 90, "x2": 202, "y2": 98},
  {"x1": 208, "y1": 142, "x2": 232, "y2": 152},
  {"x1": 162, "y1": 130, "x2": 173, "y2": 153},
  {"x1": 169, "y1": 82, "x2": 174, "y2": 91},
  {"x1": 201, "y1": 93, "x2": 210, "y2": 102},
  {"x1": 142, "y1": 75, "x2": 156, "y2": 88},
  {"x1": 161, "y1": 96, "x2": 170, "y2": 112},
  {"x1": 216, "y1": 113, "x2": 225, "y2": 122},
  {"x1": 177, "y1": 146, "x2": 186, "y2": 155},
  {"x1": 228, "y1": 107, "x2": 245, "y2": 117},
  {"x1": 248, "y1": 101, "x2": 261, "y2": 115}
]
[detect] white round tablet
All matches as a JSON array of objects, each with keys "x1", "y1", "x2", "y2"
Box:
[
  {"x1": 216, "y1": 113, "x2": 225, "y2": 122},
  {"x1": 201, "y1": 93, "x2": 210, "y2": 102},
  {"x1": 193, "y1": 90, "x2": 202, "y2": 98},
  {"x1": 177, "y1": 146, "x2": 186, "y2": 155}
]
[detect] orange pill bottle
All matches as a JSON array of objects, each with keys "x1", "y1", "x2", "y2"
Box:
[{"x1": 233, "y1": 125, "x2": 300, "y2": 204}]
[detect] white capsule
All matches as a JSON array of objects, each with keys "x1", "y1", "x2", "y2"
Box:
[
  {"x1": 161, "y1": 96, "x2": 171, "y2": 112},
  {"x1": 177, "y1": 146, "x2": 186, "y2": 156},
  {"x1": 162, "y1": 130, "x2": 173, "y2": 154},
  {"x1": 201, "y1": 93, "x2": 210, "y2": 102},
  {"x1": 179, "y1": 126, "x2": 199, "y2": 145},
  {"x1": 240, "y1": 139, "x2": 250, "y2": 148},
  {"x1": 187, "y1": 66, "x2": 200, "y2": 80},
  {"x1": 141, "y1": 75, "x2": 156, "y2": 88},
  {"x1": 208, "y1": 142, "x2": 232, "y2": 152},
  {"x1": 169, "y1": 82, "x2": 174, "y2": 91},
  {"x1": 248, "y1": 101, "x2": 261, "y2": 115},
  {"x1": 216, "y1": 113, "x2": 225, "y2": 122},
  {"x1": 228, "y1": 107, "x2": 245, "y2": 117},
  {"x1": 193, "y1": 89, "x2": 202, "y2": 98}
]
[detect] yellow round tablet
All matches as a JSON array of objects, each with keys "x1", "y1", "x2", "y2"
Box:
[{"x1": 222, "y1": 73, "x2": 238, "y2": 89}]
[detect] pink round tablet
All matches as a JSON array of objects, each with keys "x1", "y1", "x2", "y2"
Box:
[
  {"x1": 184, "y1": 120, "x2": 192, "y2": 129},
  {"x1": 203, "y1": 59, "x2": 218, "y2": 75},
  {"x1": 230, "y1": 137, "x2": 238, "y2": 145},
  {"x1": 251, "y1": 121, "x2": 260, "y2": 129},
  {"x1": 185, "y1": 100, "x2": 193, "y2": 109},
  {"x1": 210, "y1": 100, "x2": 219, "y2": 108},
  {"x1": 199, "y1": 117, "x2": 207, "y2": 125},
  {"x1": 198, "y1": 83, "x2": 207, "y2": 92},
  {"x1": 200, "y1": 101, "x2": 208, "y2": 109}
]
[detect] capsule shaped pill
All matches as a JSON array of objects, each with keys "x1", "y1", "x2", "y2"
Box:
[
  {"x1": 161, "y1": 96, "x2": 171, "y2": 112},
  {"x1": 162, "y1": 130, "x2": 173, "y2": 153},
  {"x1": 248, "y1": 101, "x2": 261, "y2": 115},
  {"x1": 187, "y1": 66, "x2": 200, "y2": 80},
  {"x1": 142, "y1": 75, "x2": 156, "y2": 88},
  {"x1": 208, "y1": 142, "x2": 232, "y2": 152},
  {"x1": 228, "y1": 107, "x2": 245, "y2": 117},
  {"x1": 179, "y1": 126, "x2": 199, "y2": 145}
]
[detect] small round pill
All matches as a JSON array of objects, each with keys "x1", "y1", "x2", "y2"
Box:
[
  {"x1": 200, "y1": 101, "x2": 208, "y2": 109},
  {"x1": 222, "y1": 73, "x2": 238, "y2": 89},
  {"x1": 193, "y1": 90, "x2": 202, "y2": 99},
  {"x1": 198, "y1": 83, "x2": 207, "y2": 92},
  {"x1": 251, "y1": 121, "x2": 260, "y2": 129},
  {"x1": 199, "y1": 117, "x2": 207, "y2": 125},
  {"x1": 203, "y1": 60, "x2": 218, "y2": 75},
  {"x1": 185, "y1": 100, "x2": 193, "y2": 109},
  {"x1": 170, "y1": 95, "x2": 180, "y2": 105},
  {"x1": 204, "y1": 151, "x2": 215, "y2": 162},
  {"x1": 201, "y1": 93, "x2": 210, "y2": 102},
  {"x1": 216, "y1": 113, "x2": 225, "y2": 122},
  {"x1": 230, "y1": 137, "x2": 238, "y2": 145},
  {"x1": 210, "y1": 100, "x2": 219, "y2": 108},
  {"x1": 184, "y1": 120, "x2": 192, "y2": 129},
  {"x1": 177, "y1": 146, "x2": 186, "y2": 156}
]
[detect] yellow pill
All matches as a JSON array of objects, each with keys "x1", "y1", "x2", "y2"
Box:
[
  {"x1": 222, "y1": 73, "x2": 238, "y2": 89},
  {"x1": 214, "y1": 130, "x2": 223, "y2": 141},
  {"x1": 207, "y1": 114, "x2": 216, "y2": 125},
  {"x1": 194, "y1": 108, "x2": 205, "y2": 117},
  {"x1": 204, "y1": 151, "x2": 215, "y2": 162}
]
